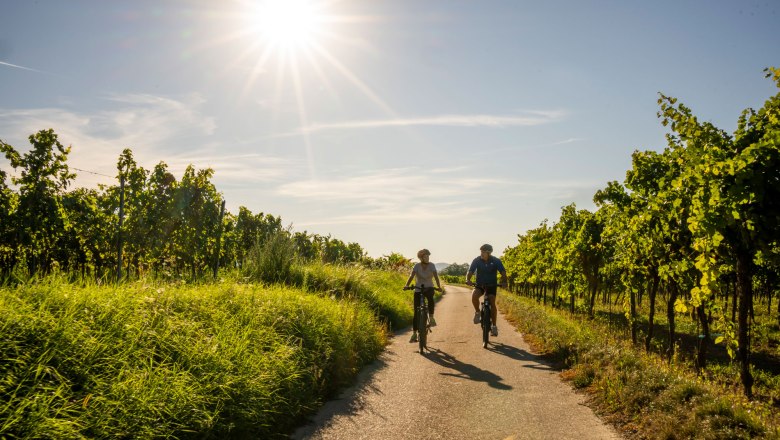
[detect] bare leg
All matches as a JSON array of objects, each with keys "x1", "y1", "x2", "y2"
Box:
[
  {"x1": 489, "y1": 295, "x2": 497, "y2": 325},
  {"x1": 472, "y1": 289, "x2": 482, "y2": 313}
]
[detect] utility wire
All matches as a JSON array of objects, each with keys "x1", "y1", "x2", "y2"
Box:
[{"x1": 72, "y1": 167, "x2": 114, "y2": 178}]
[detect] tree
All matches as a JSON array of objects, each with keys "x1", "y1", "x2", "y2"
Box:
[
  {"x1": 662, "y1": 67, "x2": 780, "y2": 397},
  {"x1": 0, "y1": 168, "x2": 18, "y2": 274},
  {"x1": 440, "y1": 263, "x2": 469, "y2": 276},
  {"x1": 0, "y1": 129, "x2": 75, "y2": 273}
]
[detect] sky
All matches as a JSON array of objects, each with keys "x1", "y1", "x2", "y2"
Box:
[{"x1": 1, "y1": 0, "x2": 778, "y2": 265}]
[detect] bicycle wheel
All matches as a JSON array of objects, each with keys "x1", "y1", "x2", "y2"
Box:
[
  {"x1": 481, "y1": 305, "x2": 490, "y2": 348},
  {"x1": 418, "y1": 306, "x2": 427, "y2": 353}
]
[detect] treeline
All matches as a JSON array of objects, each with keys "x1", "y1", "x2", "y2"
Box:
[
  {"x1": 503, "y1": 68, "x2": 780, "y2": 399},
  {"x1": 0, "y1": 129, "x2": 401, "y2": 280}
]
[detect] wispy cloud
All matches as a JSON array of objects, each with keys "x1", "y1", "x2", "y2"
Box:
[
  {"x1": 165, "y1": 153, "x2": 300, "y2": 185},
  {"x1": 0, "y1": 60, "x2": 48, "y2": 74},
  {"x1": 270, "y1": 111, "x2": 566, "y2": 137},
  {"x1": 307, "y1": 113, "x2": 564, "y2": 130},
  {"x1": 549, "y1": 137, "x2": 582, "y2": 146},
  {"x1": 0, "y1": 94, "x2": 292, "y2": 187},
  {"x1": 277, "y1": 167, "x2": 507, "y2": 224}
]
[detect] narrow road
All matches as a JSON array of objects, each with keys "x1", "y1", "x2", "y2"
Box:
[{"x1": 292, "y1": 285, "x2": 620, "y2": 440}]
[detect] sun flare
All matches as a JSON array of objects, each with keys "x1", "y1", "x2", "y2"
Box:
[{"x1": 250, "y1": 0, "x2": 324, "y2": 50}]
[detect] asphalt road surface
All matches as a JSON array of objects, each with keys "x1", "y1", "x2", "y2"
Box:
[{"x1": 292, "y1": 285, "x2": 621, "y2": 440}]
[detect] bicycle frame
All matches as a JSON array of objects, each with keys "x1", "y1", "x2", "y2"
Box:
[
  {"x1": 417, "y1": 287, "x2": 430, "y2": 353},
  {"x1": 405, "y1": 284, "x2": 432, "y2": 354},
  {"x1": 480, "y1": 290, "x2": 491, "y2": 348}
]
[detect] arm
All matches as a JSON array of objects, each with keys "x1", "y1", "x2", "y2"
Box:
[
  {"x1": 497, "y1": 258, "x2": 507, "y2": 287},
  {"x1": 404, "y1": 266, "x2": 416, "y2": 288},
  {"x1": 433, "y1": 271, "x2": 442, "y2": 291},
  {"x1": 466, "y1": 258, "x2": 476, "y2": 286}
]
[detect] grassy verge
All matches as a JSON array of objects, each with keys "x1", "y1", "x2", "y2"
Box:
[
  {"x1": 498, "y1": 292, "x2": 780, "y2": 440},
  {"x1": 288, "y1": 263, "x2": 414, "y2": 330},
  {"x1": 0, "y1": 269, "x2": 407, "y2": 439}
]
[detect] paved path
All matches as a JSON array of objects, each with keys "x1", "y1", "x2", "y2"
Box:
[{"x1": 292, "y1": 285, "x2": 621, "y2": 440}]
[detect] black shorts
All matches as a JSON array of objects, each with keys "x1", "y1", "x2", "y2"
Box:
[{"x1": 473, "y1": 285, "x2": 497, "y2": 297}]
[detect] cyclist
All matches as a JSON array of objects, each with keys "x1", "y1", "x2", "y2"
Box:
[
  {"x1": 466, "y1": 244, "x2": 507, "y2": 337},
  {"x1": 404, "y1": 248, "x2": 443, "y2": 343}
]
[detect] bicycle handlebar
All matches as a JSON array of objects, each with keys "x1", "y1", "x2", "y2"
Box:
[{"x1": 403, "y1": 285, "x2": 442, "y2": 292}]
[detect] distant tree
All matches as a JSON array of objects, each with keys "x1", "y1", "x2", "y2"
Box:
[
  {"x1": 440, "y1": 263, "x2": 468, "y2": 276},
  {"x1": 292, "y1": 231, "x2": 318, "y2": 261}
]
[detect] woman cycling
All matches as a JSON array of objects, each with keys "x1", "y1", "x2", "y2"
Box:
[{"x1": 403, "y1": 248, "x2": 443, "y2": 343}]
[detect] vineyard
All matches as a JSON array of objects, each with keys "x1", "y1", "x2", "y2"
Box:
[
  {"x1": 0, "y1": 132, "x2": 413, "y2": 280},
  {"x1": 501, "y1": 68, "x2": 780, "y2": 428}
]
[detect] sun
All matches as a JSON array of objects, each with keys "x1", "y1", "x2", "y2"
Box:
[{"x1": 249, "y1": 0, "x2": 325, "y2": 50}]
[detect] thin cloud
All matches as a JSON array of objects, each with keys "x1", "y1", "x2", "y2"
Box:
[
  {"x1": 302, "y1": 112, "x2": 565, "y2": 132},
  {"x1": 266, "y1": 111, "x2": 567, "y2": 138},
  {"x1": 549, "y1": 137, "x2": 582, "y2": 146},
  {"x1": 0, "y1": 60, "x2": 48, "y2": 74},
  {"x1": 295, "y1": 203, "x2": 488, "y2": 226},
  {"x1": 276, "y1": 166, "x2": 508, "y2": 224},
  {"x1": 0, "y1": 94, "x2": 285, "y2": 188}
]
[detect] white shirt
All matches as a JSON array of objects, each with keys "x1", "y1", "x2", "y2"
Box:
[{"x1": 412, "y1": 262, "x2": 437, "y2": 288}]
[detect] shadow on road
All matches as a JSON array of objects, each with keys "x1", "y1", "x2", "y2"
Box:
[
  {"x1": 424, "y1": 347, "x2": 512, "y2": 390},
  {"x1": 290, "y1": 353, "x2": 397, "y2": 439},
  {"x1": 486, "y1": 342, "x2": 558, "y2": 371}
]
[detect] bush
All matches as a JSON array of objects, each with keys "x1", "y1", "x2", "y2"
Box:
[
  {"x1": 242, "y1": 229, "x2": 297, "y2": 284},
  {"x1": 441, "y1": 275, "x2": 465, "y2": 284}
]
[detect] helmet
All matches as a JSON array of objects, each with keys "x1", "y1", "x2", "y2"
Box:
[
  {"x1": 479, "y1": 244, "x2": 493, "y2": 252},
  {"x1": 417, "y1": 248, "x2": 431, "y2": 258}
]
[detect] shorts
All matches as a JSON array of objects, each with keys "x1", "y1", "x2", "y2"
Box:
[{"x1": 473, "y1": 285, "x2": 498, "y2": 297}]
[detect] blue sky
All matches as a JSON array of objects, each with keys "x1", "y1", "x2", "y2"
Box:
[{"x1": 1, "y1": 0, "x2": 778, "y2": 264}]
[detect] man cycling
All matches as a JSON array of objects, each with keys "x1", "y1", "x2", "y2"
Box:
[{"x1": 466, "y1": 244, "x2": 507, "y2": 337}]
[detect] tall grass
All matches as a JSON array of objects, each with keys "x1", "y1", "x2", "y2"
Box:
[
  {"x1": 240, "y1": 231, "x2": 412, "y2": 330},
  {"x1": 498, "y1": 293, "x2": 778, "y2": 439},
  {"x1": 0, "y1": 277, "x2": 389, "y2": 438},
  {"x1": 290, "y1": 263, "x2": 413, "y2": 330}
]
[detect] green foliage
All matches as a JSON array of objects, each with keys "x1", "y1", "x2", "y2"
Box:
[
  {"x1": 502, "y1": 68, "x2": 780, "y2": 398},
  {"x1": 440, "y1": 274, "x2": 465, "y2": 284},
  {"x1": 289, "y1": 263, "x2": 412, "y2": 331},
  {"x1": 0, "y1": 277, "x2": 390, "y2": 438},
  {"x1": 440, "y1": 263, "x2": 469, "y2": 276},
  {"x1": 0, "y1": 130, "x2": 368, "y2": 280},
  {"x1": 1, "y1": 129, "x2": 75, "y2": 274},
  {"x1": 242, "y1": 228, "x2": 298, "y2": 284},
  {"x1": 362, "y1": 252, "x2": 412, "y2": 272}
]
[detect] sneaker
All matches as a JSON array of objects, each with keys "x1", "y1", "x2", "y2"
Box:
[
  {"x1": 491, "y1": 325, "x2": 498, "y2": 337},
  {"x1": 429, "y1": 316, "x2": 437, "y2": 327},
  {"x1": 409, "y1": 332, "x2": 418, "y2": 343},
  {"x1": 473, "y1": 312, "x2": 481, "y2": 324}
]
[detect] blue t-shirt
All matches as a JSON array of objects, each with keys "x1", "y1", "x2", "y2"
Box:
[{"x1": 468, "y1": 256, "x2": 505, "y2": 286}]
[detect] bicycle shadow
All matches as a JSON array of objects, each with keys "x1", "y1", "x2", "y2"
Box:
[
  {"x1": 485, "y1": 342, "x2": 558, "y2": 371},
  {"x1": 423, "y1": 347, "x2": 512, "y2": 390}
]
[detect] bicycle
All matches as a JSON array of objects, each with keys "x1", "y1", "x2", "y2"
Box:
[
  {"x1": 469, "y1": 283, "x2": 494, "y2": 348},
  {"x1": 404, "y1": 284, "x2": 436, "y2": 354}
]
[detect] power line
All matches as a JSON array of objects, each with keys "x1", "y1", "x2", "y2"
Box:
[{"x1": 72, "y1": 167, "x2": 114, "y2": 178}]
